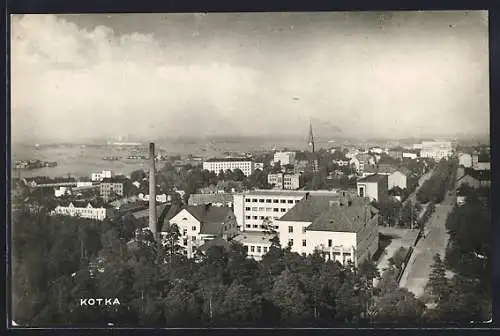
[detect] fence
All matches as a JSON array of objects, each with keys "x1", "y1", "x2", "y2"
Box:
[{"x1": 396, "y1": 246, "x2": 414, "y2": 284}]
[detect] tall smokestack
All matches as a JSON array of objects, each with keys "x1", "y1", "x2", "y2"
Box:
[{"x1": 149, "y1": 142, "x2": 157, "y2": 239}]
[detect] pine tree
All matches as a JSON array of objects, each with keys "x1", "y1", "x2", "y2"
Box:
[{"x1": 426, "y1": 254, "x2": 449, "y2": 304}]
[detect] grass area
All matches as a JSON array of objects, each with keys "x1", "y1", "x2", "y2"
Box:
[{"x1": 373, "y1": 233, "x2": 393, "y2": 262}]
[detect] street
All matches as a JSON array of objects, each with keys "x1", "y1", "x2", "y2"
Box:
[{"x1": 399, "y1": 186, "x2": 455, "y2": 297}]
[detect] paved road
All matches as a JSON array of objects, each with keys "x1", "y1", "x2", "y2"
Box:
[
  {"x1": 400, "y1": 190, "x2": 455, "y2": 297},
  {"x1": 404, "y1": 169, "x2": 434, "y2": 206}
]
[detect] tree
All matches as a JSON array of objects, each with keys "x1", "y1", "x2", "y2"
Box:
[
  {"x1": 270, "y1": 269, "x2": 312, "y2": 323},
  {"x1": 232, "y1": 169, "x2": 246, "y2": 182},
  {"x1": 161, "y1": 223, "x2": 183, "y2": 264},
  {"x1": 163, "y1": 280, "x2": 200, "y2": 326},
  {"x1": 373, "y1": 288, "x2": 425, "y2": 323},
  {"x1": 130, "y1": 169, "x2": 147, "y2": 182},
  {"x1": 425, "y1": 254, "x2": 449, "y2": 304},
  {"x1": 218, "y1": 281, "x2": 263, "y2": 325}
]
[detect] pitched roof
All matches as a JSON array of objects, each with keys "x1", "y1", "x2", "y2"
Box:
[
  {"x1": 199, "y1": 237, "x2": 231, "y2": 252},
  {"x1": 462, "y1": 169, "x2": 491, "y2": 182},
  {"x1": 278, "y1": 194, "x2": 342, "y2": 222},
  {"x1": 307, "y1": 199, "x2": 377, "y2": 233},
  {"x1": 56, "y1": 198, "x2": 112, "y2": 209},
  {"x1": 131, "y1": 203, "x2": 170, "y2": 220},
  {"x1": 205, "y1": 157, "x2": 253, "y2": 162},
  {"x1": 358, "y1": 174, "x2": 388, "y2": 183},
  {"x1": 101, "y1": 176, "x2": 128, "y2": 183},
  {"x1": 185, "y1": 205, "x2": 233, "y2": 224}
]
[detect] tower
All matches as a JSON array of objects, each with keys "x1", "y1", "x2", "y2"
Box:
[
  {"x1": 148, "y1": 142, "x2": 157, "y2": 239},
  {"x1": 308, "y1": 120, "x2": 319, "y2": 173}
]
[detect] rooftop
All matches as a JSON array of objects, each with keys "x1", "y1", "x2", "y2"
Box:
[
  {"x1": 307, "y1": 200, "x2": 378, "y2": 233},
  {"x1": 188, "y1": 193, "x2": 233, "y2": 205},
  {"x1": 357, "y1": 174, "x2": 388, "y2": 183},
  {"x1": 56, "y1": 198, "x2": 113, "y2": 209},
  {"x1": 243, "y1": 189, "x2": 338, "y2": 197},
  {"x1": 232, "y1": 231, "x2": 274, "y2": 245},
  {"x1": 205, "y1": 157, "x2": 254, "y2": 163},
  {"x1": 462, "y1": 169, "x2": 491, "y2": 182},
  {"x1": 278, "y1": 194, "x2": 343, "y2": 222},
  {"x1": 101, "y1": 176, "x2": 129, "y2": 183}
]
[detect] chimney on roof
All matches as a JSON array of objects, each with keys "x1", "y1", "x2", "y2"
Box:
[{"x1": 148, "y1": 142, "x2": 157, "y2": 240}]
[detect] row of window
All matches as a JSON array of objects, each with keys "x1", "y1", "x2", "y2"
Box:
[
  {"x1": 245, "y1": 215, "x2": 282, "y2": 220},
  {"x1": 245, "y1": 198, "x2": 299, "y2": 204},
  {"x1": 286, "y1": 237, "x2": 337, "y2": 248},
  {"x1": 245, "y1": 224, "x2": 279, "y2": 229},
  {"x1": 245, "y1": 245, "x2": 269, "y2": 254},
  {"x1": 288, "y1": 226, "x2": 307, "y2": 234},
  {"x1": 245, "y1": 207, "x2": 288, "y2": 213},
  {"x1": 182, "y1": 237, "x2": 197, "y2": 245}
]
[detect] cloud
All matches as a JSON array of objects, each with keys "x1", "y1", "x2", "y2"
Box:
[{"x1": 11, "y1": 14, "x2": 265, "y2": 141}]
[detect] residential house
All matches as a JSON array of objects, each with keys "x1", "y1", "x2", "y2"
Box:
[
  {"x1": 276, "y1": 195, "x2": 379, "y2": 267},
  {"x1": 268, "y1": 173, "x2": 300, "y2": 190},
  {"x1": 100, "y1": 176, "x2": 130, "y2": 200},
  {"x1": 356, "y1": 174, "x2": 389, "y2": 202},
  {"x1": 91, "y1": 170, "x2": 113, "y2": 182},
  {"x1": 161, "y1": 204, "x2": 238, "y2": 259},
  {"x1": 420, "y1": 141, "x2": 453, "y2": 161},
  {"x1": 473, "y1": 153, "x2": 490, "y2": 171},
  {"x1": 273, "y1": 151, "x2": 296, "y2": 166},
  {"x1": 54, "y1": 187, "x2": 71, "y2": 198},
  {"x1": 456, "y1": 169, "x2": 491, "y2": 189},
  {"x1": 402, "y1": 152, "x2": 418, "y2": 160}
]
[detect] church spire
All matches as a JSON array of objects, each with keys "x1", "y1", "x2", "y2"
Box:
[{"x1": 308, "y1": 119, "x2": 315, "y2": 153}]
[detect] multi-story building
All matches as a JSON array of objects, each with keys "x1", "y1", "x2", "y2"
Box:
[
  {"x1": 419, "y1": 141, "x2": 453, "y2": 161},
  {"x1": 387, "y1": 149, "x2": 404, "y2": 161},
  {"x1": 362, "y1": 164, "x2": 410, "y2": 190},
  {"x1": 402, "y1": 152, "x2": 418, "y2": 160},
  {"x1": 276, "y1": 195, "x2": 379, "y2": 267},
  {"x1": 91, "y1": 170, "x2": 113, "y2": 182},
  {"x1": 472, "y1": 153, "x2": 490, "y2": 171},
  {"x1": 51, "y1": 200, "x2": 115, "y2": 221},
  {"x1": 255, "y1": 162, "x2": 265, "y2": 170},
  {"x1": 161, "y1": 204, "x2": 238, "y2": 259},
  {"x1": 273, "y1": 151, "x2": 296, "y2": 166},
  {"x1": 267, "y1": 173, "x2": 300, "y2": 190},
  {"x1": 233, "y1": 189, "x2": 345, "y2": 232},
  {"x1": 100, "y1": 176, "x2": 128, "y2": 200},
  {"x1": 356, "y1": 174, "x2": 389, "y2": 202},
  {"x1": 203, "y1": 158, "x2": 255, "y2": 176}
]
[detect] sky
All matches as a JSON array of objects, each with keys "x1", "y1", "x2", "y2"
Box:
[{"x1": 11, "y1": 11, "x2": 489, "y2": 143}]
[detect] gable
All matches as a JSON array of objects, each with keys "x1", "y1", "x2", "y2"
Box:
[{"x1": 170, "y1": 209, "x2": 200, "y2": 225}]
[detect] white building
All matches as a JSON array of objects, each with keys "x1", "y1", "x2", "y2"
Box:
[
  {"x1": 203, "y1": 158, "x2": 255, "y2": 176},
  {"x1": 232, "y1": 231, "x2": 274, "y2": 261},
  {"x1": 420, "y1": 141, "x2": 453, "y2": 161},
  {"x1": 402, "y1": 152, "x2": 418, "y2": 160},
  {"x1": 276, "y1": 195, "x2": 379, "y2": 267},
  {"x1": 54, "y1": 187, "x2": 71, "y2": 198},
  {"x1": 52, "y1": 200, "x2": 115, "y2": 221},
  {"x1": 370, "y1": 147, "x2": 384, "y2": 155},
  {"x1": 268, "y1": 173, "x2": 300, "y2": 190},
  {"x1": 458, "y1": 153, "x2": 473, "y2": 168},
  {"x1": 273, "y1": 151, "x2": 296, "y2": 166},
  {"x1": 233, "y1": 189, "x2": 346, "y2": 233},
  {"x1": 91, "y1": 170, "x2": 113, "y2": 182},
  {"x1": 162, "y1": 205, "x2": 238, "y2": 259},
  {"x1": 356, "y1": 174, "x2": 389, "y2": 202}
]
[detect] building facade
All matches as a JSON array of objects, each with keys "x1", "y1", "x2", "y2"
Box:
[
  {"x1": 188, "y1": 193, "x2": 234, "y2": 207},
  {"x1": 91, "y1": 170, "x2": 113, "y2": 182},
  {"x1": 162, "y1": 205, "x2": 238, "y2": 259},
  {"x1": 356, "y1": 174, "x2": 389, "y2": 202},
  {"x1": 52, "y1": 201, "x2": 115, "y2": 221},
  {"x1": 232, "y1": 231, "x2": 273, "y2": 261},
  {"x1": 268, "y1": 173, "x2": 300, "y2": 190},
  {"x1": 276, "y1": 196, "x2": 379, "y2": 267},
  {"x1": 233, "y1": 190, "x2": 341, "y2": 232},
  {"x1": 273, "y1": 151, "x2": 296, "y2": 166},
  {"x1": 203, "y1": 158, "x2": 255, "y2": 176},
  {"x1": 402, "y1": 152, "x2": 418, "y2": 160},
  {"x1": 100, "y1": 177, "x2": 127, "y2": 199}
]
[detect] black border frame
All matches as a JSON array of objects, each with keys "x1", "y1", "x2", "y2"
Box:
[{"x1": 3, "y1": 0, "x2": 499, "y2": 334}]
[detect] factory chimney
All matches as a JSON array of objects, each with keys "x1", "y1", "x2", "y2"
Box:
[{"x1": 149, "y1": 142, "x2": 157, "y2": 239}]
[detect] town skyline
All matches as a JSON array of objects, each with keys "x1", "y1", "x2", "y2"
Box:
[{"x1": 11, "y1": 11, "x2": 489, "y2": 143}]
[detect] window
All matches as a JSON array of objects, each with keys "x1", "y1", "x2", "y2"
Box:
[
  {"x1": 257, "y1": 246, "x2": 262, "y2": 253},
  {"x1": 245, "y1": 198, "x2": 251, "y2": 202},
  {"x1": 273, "y1": 199, "x2": 279, "y2": 203},
  {"x1": 302, "y1": 227, "x2": 307, "y2": 234},
  {"x1": 328, "y1": 239, "x2": 332, "y2": 247},
  {"x1": 266, "y1": 199, "x2": 272, "y2": 203},
  {"x1": 280, "y1": 200, "x2": 286, "y2": 203},
  {"x1": 302, "y1": 240, "x2": 307, "y2": 247},
  {"x1": 281, "y1": 208, "x2": 287, "y2": 212},
  {"x1": 295, "y1": 200, "x2": 300, "y2": 203},
  {"x1": 246, "y1": 224, "x2": 251, "y2": 228},
  {"x1": 192, "y1": 236, "x2": 196, "y2": 241},
  {"x1": 182, "y1": 217, "x2": 187, "y2": 220},
  {"x1": 253, "y1": 224, "x2": 258, "y2": 228},
  {"x1": 253, "y1": 216, "x2": 258, "y2": 220},
  {"x1": 258, "y1": 207, "x2": 265, "y2": 211},
  {"x1": 259, "y1": 216, "x2": 265, "y2": 220},
  {"x1": 266, "y1": 207, "x2": 272, "y2": 211},
  {"x1": 288, "y1": 239, "x2": 294, "y2": 246},
  {"x1": 288, "y1": 226, "x2": 293, "y2": 233},
  {"x1": 274, "y1": 208, "x2": 279, "y2": 212},
  {"x1": 244, "y1": 245, "x2": 249, "y2": 251},
  {"x1": 183, "y1": 229, "x2": 187, "y2": 236},
  {"x1": 252, "y1": 207, "x2": 257, "y2": 211},
  {"x1": 288, "y1": 200, "x2": 294, "y2": 204},
  {"x1": 183, "y1": 239, "x2": 188, "y2": 246},
  {"x1": 252, "y1": 199, "x2": 258, "y2": 202},
  {"x1": 245, "y1": 215, "x2": 251, "y2": 219},
  {"x1": 192, "y1": 226, "x2": 196, "y2": 231},
  {"x1": 251, "y1": 246, "x2": 255, "y2": 252},
  {"x1": 259, "y1": 199, "x2": 265, "y2": 203},
  {"x1": 245, "y1": 207, "x2": 251, "y2": 211},
  {"x1": 263, "y1": 246, "x2": 268, "y2": 253}
]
